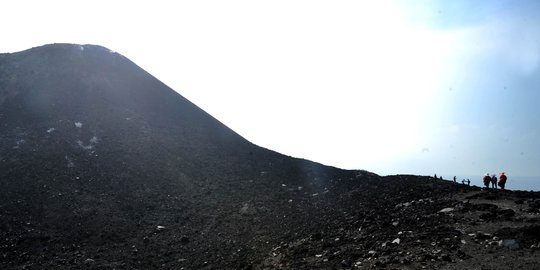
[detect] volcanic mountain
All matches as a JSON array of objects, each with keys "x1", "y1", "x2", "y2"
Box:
[{"x1": 1, "y1": 44, "x2": 539, "y2": 269}]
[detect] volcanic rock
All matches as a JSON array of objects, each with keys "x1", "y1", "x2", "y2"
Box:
[{"x1": 1, "y1": 44, "x2": 540, "y2": 269}]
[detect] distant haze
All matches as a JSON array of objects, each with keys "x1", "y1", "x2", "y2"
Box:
[{"x1": 2, "y1": 1, "x2": 540, "y2": 180}]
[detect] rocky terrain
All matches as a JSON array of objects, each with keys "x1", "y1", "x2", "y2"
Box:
[{"x1": 1, "y1": 44, "x2": 539, "y2": 269}]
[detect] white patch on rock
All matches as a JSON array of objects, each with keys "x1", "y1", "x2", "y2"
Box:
[
  {"x1": 89, "y1": 136, "x2": 98, "y2": 144},
  {"x1": 239, "y1": 203, "x2": 256, "y2": 215},
  {"x1": 75, "y1": 122, "x2": 83, "y2": 128},
  {"x1": 77, "y1": 140, "x2": 93, "y2": 150},
  {"x1": 65, "y1": 155, "x2": 75, "y2": 168},
  {"x1": 76, "y1": 136, "x2": 99, "y2": 151},
  {"x1": 13, "y1": 139, "x2": 25, "y2": 149},
  {"x1": 439, "y1": 207, "x2": 454, "y2": 213},
  {"x1": 395, "y1": 202, "x2": 411, "y2": 208},
  {"x1": 47, "y1": 128, "x2": 55, "y2": 133}
]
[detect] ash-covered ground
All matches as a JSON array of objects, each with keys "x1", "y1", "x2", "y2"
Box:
[{"x1": 1, "y1": 44, "x2": 539, "y2": 269}]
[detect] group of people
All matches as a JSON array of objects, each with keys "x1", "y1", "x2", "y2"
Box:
[
  {"x1": 452, "y1": 176, "x2": 471, "y2": 186},
  {"x1": 483, "y1": 172, "x2": 507, "y2": 190},
  {"x1": 433, "y1": 173, "x2": 508, "y2": 190}
]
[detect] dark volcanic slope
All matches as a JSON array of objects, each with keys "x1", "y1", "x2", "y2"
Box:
[
  {"x1": 0, "y1": 43, "x2": 363, "y2": 268},
  {"x1": 1, "y1": 44, "x2": 539, "y2": 270}
]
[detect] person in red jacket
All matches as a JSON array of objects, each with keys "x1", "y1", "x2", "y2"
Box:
[
  {"x1": 483, "y1": 173, "x2": 491, "y2": 189},
  {"x1": 499, "y1": 172, "x2": 507, "y2": 190}
]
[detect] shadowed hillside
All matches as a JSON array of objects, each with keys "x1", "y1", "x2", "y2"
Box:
[{"x1": 1, "y1": 44, "x2": 539, "y2": 269}]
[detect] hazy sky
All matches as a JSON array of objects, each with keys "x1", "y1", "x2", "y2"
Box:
[{"x1": 2, "y1": 0, "x2": 540, "y2": 177}]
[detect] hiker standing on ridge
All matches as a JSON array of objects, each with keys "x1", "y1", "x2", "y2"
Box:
[
  {"x1": 499, "y1": 172, "x2": 507, "y2": 190},
  {"x1": 491, "y1": 174, "x2": 498, "y2": 189},
  {"x1": 483, "y1": 173, "x2": 491, "y2": 189}
]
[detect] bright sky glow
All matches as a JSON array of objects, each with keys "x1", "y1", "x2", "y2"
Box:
[{"x1": 2, "y1": 0, "x2": 540, "y2": 178}]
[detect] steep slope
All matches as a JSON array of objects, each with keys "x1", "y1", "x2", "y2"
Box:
[{"x1": 0, "y1": 43, "x2": 366, "y2": 269}]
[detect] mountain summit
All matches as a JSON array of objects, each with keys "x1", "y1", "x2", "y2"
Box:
[{"x1": 1, "y1": 44, "x2": 539, "y2": 269}]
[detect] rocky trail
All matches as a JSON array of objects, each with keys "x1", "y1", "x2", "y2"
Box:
[{"x1": 261, "y1": 180, "x2": 540, "y2": 270}]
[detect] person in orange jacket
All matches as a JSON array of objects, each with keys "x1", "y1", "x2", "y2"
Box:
[{"x1": 499, "y1": 172, "x2": 507, "y2": 190}]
